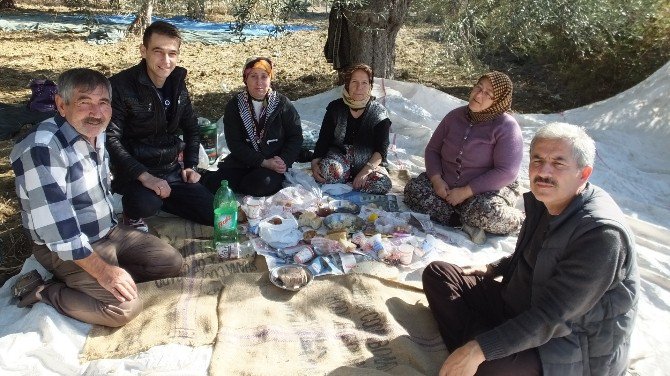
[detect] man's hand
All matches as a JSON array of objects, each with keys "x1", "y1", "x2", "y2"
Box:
[
  {"x1": 461, "y1": 264, "x2": 490, "y2": 277},
  {"x1": 439, "y1": 340, "x2": 486, "y2": 376},
  {"x1": 138, "y1": 172, "x2": 171, "y2": 198},
  {"x1": 181, "y1": 167, "x2": 201, "y2": 183},
  {"x1": 97, "y1": 265, "x2": 139, "y2": 303},
  {"x1": 311, "y1": 158, "x2": 326, "y2": 183},
  {"x1": 430, "y1": 175, "x2": 450, "y2": 200},
  {"x1": 261, "y1": 156, "x2": 287, "y2": 174},
  {"x1": 445, "y1": 185, "x2": 473, "y2": 206},
  {"x1": 75, "y1": 253, "x2": 138, "y2": 303}
]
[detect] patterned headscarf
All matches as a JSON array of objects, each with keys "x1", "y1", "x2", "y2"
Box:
[
  {"x1": 468, "y1": 71, "x2": 513, "y2": 124},
  {"x1": 242, "y1": 57, "x2": 274, "y2": 83}
]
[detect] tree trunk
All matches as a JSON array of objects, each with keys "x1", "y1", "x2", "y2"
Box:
[
  {"x1": 187, "y1": 0, "x2": 206, "y2": 20},
  {"x1": 325, "y1": 0, "x2": 412, "y2": 79},
  {"x1": 0, "y1": 0, "x2": 16, "y2": 9},
  {"x1": 128, "y1": 0, "x2": 153, "y2": 36}
]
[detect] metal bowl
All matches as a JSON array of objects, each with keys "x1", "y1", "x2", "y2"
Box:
[
  {"x1": 329, "y1": 200, "x2": 361, "y2": 214},
  {"x1": 269, "y1": 265, "x2": 314, "y2": 291},
  {"x1": 323, "y1": 213, "x2": 365, "y2": 232}
]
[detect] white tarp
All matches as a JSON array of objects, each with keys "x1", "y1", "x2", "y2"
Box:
[{"x1": 1, "y1": 61, "x2": 668, "y2": 375}]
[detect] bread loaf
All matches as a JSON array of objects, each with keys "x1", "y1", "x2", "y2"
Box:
[{"x1": 277, "y1": 267, "x2": 309, "y2": 288}]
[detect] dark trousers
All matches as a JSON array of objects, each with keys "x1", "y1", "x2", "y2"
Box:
[
  {"x1": 120, "y1": 179, "x2": 214, "y2": 226},
  {"x1": 203, "y1": 166, "x2": 284, "y2": 197},
  {"x1": 422, "y1": 261, "x2": 542, "y2": 376},
  {"x1": 33, "y1": 225, "x2": 183, "y2": 327}
]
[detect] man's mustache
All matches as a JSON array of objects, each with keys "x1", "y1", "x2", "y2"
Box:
[
  {"x1": 84, "y1": 117, "x2": 105, "y2": 125},
  {"x1": 534, "y1": 176, "x2": 556, "y2": 186}
]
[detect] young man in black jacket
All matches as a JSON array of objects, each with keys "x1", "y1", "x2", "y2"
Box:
[
  {"x1": 423, "y1": 122, "x2": 639, "y2": 376},
  {"x1": 107, "y1": 21, "x2": 213, "y2": 231}
]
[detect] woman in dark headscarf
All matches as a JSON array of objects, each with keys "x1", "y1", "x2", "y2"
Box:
[
  {"x1": 311, "y1": 63, "x2": 392, "y2": 194},
  {"x1": 203, "y1": 57, "x2": 303, "y2": 196},
  {"x1": 404, "y1": 71, "x2": 524, "y2": 244}
]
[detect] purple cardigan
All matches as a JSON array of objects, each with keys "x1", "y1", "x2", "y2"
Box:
[{"x1": 425, "y1": 106, "x2": 522, "y2": 195}]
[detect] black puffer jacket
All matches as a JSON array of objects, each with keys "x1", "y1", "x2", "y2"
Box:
[{"x1": 107, "y1": 59, "x2": 200, "y2": 187}]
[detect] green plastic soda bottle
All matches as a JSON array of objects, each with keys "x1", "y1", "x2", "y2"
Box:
[{"x1": 213, "y1": 180, "x2": 239, "y2": 259}]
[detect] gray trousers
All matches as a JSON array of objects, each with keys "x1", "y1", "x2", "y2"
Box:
[{"x1": 33, "y1": 224, "x2": 183, "y2": 327}]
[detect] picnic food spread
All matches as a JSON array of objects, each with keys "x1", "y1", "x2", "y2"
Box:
[{"x1": 235, "y1": 186, "x2": 441, "y2": 288}]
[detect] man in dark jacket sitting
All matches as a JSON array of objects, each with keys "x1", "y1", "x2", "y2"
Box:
[
  {"x1": 107, "y1": 21, "x2": 213, "y2": 231},
  {"x1": 423, "y1": 122, "x2": 639, "y2": 376}
]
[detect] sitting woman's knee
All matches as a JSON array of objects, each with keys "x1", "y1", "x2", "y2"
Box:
[{"x1": 318, "y1": 159, "x2": 348, "y2": 184}]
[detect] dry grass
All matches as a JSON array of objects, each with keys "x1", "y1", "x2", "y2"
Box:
[{"x1": 0, "y1": 139, "x2": 31, "y2": 286}]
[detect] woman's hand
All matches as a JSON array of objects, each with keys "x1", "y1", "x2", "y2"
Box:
[
  {"x1": 430, "y1": 175, "x2": 449, "y2": 200},
  {"x1": 261, "y1": 156, "x2": 287, "y2": 174},
  {"x1": 445, "y1": 186, "x2": 473, "y2": 206},
  {"x1": 311, "y1": 158, "x2": 326, "y2": 183},
  {"x1": 352, "y1": 166, "x2": 372, "y2": 190}
]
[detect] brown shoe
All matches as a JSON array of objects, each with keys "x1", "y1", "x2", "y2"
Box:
[
  {"x1": 16, "y1": 284, "x2": 50, "y2": 308},
  {"x1": 12, "y1": 270, "x2": 49, "y2": 308},
  {"x1": 12, "y1": 270, "x2": 44, "y2": 300}
]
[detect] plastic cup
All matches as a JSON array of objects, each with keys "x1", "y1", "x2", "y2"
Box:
[
  {"x1": 243, "y1": 196, "x2": 264, "y2": 219},
  {"x1": 398, "y1": 244, "x2": 414, "y2": 265}
]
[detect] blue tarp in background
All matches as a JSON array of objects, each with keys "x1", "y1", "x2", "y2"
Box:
[{"x1": 0, "y1": 12, "x2": 316, "y2": 44}]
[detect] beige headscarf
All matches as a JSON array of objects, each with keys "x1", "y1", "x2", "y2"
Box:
[
  {"x1": 468, "y1": 71, "x2": 513, "y2": 123},
  {"x1": 342, "y1": 86, "x2": 372, "y2": 110}
]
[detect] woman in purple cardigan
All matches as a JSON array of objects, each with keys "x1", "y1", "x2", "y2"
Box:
[{"x1": 403, "y1": 71, "x2": 524, "y2": 244}]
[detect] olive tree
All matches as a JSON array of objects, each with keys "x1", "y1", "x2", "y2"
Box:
[{"x1": 325, "y1": 0, "x2": 413, "y2": 79}]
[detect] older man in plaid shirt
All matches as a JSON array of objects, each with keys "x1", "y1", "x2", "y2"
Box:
[{"x1": 10, "y1": 68, "x2": 183, "y2": 327}]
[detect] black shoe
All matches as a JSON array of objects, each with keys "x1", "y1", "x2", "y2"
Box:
[{"x1": 297, "y1": 149, "x2": 314, "y2": 163}]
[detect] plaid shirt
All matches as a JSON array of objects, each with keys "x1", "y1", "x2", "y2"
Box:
[{"x1": 10, "y1": 115, "x2": 116, "y2": 261}]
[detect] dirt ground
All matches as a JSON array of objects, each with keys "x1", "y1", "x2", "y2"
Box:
[{"x1": 0, "y1": 8, "x2": 592, "y2": 285}]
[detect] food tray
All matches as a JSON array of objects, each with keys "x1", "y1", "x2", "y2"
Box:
[
  {"x1": 329, "y1": 199, "x2": 361, "y2": 214},
  {"x1": 323, "y1": 213, "x2": 365, "y2": 232},
  {"x1": 269, "y1": 265, "x2": 314, "y2": 291}
]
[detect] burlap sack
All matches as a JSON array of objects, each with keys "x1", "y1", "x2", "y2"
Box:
[
  {"x1": 210, "y1": 272, "x2": 446, "y2": 375},
  {"x1": 80, "y1": 216, "x2": 267, "y2": 361}
]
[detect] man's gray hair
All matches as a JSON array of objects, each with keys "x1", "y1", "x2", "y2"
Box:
[
  {"x1": 57, "y1": 68, "x2": 112, "y2": 104},
  {"x1": 530, "y1": 122, "x2": 596, "y2": 169}
]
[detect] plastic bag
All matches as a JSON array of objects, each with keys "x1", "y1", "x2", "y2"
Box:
[
  {"x1": 284, "y1": 167, "x2": 322, "y2": 199},
  {"x1": 258, "y1": 215, "x2": 302, "y2": 249},
  {"x1": 321, "y1": 183, "x2": 352, "y2": 196},
  {"x1": 269, "y1": 185, "x2": 322, "y2": 213}
]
